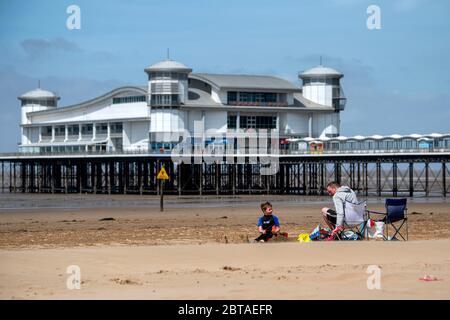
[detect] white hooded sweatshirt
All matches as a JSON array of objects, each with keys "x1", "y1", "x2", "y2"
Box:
[{"x1": 333, "y1": 186, "x2": 358, "y2": 227}]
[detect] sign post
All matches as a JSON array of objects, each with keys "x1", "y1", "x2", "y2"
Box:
[{"x1": 157, "y1": 166, "x2": 169, "y2": 212}]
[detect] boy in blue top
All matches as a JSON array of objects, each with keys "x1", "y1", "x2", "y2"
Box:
[{"x1": 255, "y1": 201, "x2": 280, "y2": 242}]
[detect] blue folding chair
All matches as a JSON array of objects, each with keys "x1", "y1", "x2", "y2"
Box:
[{"x1": 367, "y1": 198, "x2": 408, "y2": 241}]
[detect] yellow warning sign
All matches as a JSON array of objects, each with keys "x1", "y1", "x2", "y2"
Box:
[{"x1": 157, "y1": 167, "x2": 169, "y2": 180}]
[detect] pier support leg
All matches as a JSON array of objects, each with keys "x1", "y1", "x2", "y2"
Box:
[
  {"x1": 409, "y1": 162, "x2": 414, "y2": 197},
  {"x1": 376, "y1": 161, "x2": 381, "y2": 197},
  {"x1": 443, "y1": 161, "x2": 447, "y2": 197},
  {"x1": 392, "y1": 162, "x2": 398, "y2": 197}
]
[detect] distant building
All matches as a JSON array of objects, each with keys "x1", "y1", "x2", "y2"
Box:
[{"x1": 18, "y1": 60, "x2": 346, "y2": 153}]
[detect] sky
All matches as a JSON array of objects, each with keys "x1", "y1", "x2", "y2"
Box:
[{"x1": 0, "y1": 0, "x2": 449, "y2": 151}]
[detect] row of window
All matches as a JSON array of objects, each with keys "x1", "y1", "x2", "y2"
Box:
[
  {"x1": 148, "y1": 72, "x2": 188, "y2": 80},
  {"x1": 40, "y1": 122, "x2": 123, "y2": 137},
  {"x1": 151, "y1": 82, "x2": 179, "y2": 93},
  {"x1": 35, "y1": 144, "x2": 110, "y2": 153},
  {"x1": 302, "y1": 139, "x2": 450, "y2": 151},
  {"x1": 112, "y1": 96, "x2": 146, "y2": 104},
  {"x1": 227, "y1": 91, "x2": 278, "y2": 104},
  {"x1": 151, "y1": 94, "x2": 179, "y2": 106},
  {"x1": 302, "y1": 78, "x2": 340, "y2": 85},
  {"x1": 150, "y1": 142, "x2": 179, "y2": 151},
  {"x1": 227, "y1": 115, "x2": 277, "y2": 129},
  {"x1": 21, "y1": 99, "x2": 56, "y2": 107}
]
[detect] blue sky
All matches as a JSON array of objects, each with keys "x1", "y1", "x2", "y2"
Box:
[{"x1": 0, "y1": 0, "x2": 449, "y2": 151}]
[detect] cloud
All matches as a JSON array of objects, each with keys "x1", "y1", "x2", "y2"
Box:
[{"x1": 20, "y1": 37, "x2": 83, "y2": 60}]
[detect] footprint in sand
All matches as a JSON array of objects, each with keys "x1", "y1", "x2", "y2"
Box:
[{"x1": 111, "y1": 278, "x2": 141, "y2": 285}]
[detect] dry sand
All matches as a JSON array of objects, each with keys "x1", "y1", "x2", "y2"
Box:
[
  {"x1": 1, "y1": 241, "x2": 449, "y2": 299},
  {"x1": 0, "y1": 195, "x2": 449, "y2": 299}
]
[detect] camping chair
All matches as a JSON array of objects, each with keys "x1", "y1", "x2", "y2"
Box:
[
  {"x1": 336, "y1": 201, "x2": 368, "y2": 240},
  {"x1": 367, "y1": 198, "x2": 408, "y2": 241}
]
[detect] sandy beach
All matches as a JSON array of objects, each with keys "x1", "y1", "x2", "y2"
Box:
[
  {"x1": 0, "y1": 194, "x2": 449, "y2": 299},
  {"x1": 1, "y1": 241, "x2": 450, "y2": 299}
]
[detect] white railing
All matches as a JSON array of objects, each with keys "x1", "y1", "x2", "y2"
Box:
[{"x1": 2, "y1": 147, "x2": 449, "y2": 158}]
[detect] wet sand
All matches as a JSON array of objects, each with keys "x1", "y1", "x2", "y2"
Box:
[{"x1": 0, "y1": 195, "x2": 449, "y2": 248}]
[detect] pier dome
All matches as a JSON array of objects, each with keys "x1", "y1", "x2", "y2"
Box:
[
  {"x1": 144, "y1": 59, "x2": 192, "y2": 73},
  {"x1": 19, "y1": 88, "x2": 60, "y2": 100},
  {"x1": 299, "y1": 65, "x2": 343, "y2": 79}
]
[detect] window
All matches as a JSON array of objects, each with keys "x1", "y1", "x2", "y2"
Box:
[
  {"x1": 331, "y1": 142, "x2": 340, "y2": 151},
  {"x1": 149, "y1": 72, "x2": 187, "y2": 80},
  {"x1": 112, "y1": 96, "x2": 146, "y2": 104},
  {"x1": 110, "y1": 122, "x2": 123, "y2": 134},
  {"x1": 365, "y1": 140, "x2": 375, "y2": 149},
  {"x1": 41, "y1": 126, "x2": 52, "y2": 136},
  {"x1": 81, "y1": 124, "x2": 93, "y2": 135},
  {"x1": 227, "y1": 115, "x2": 237, "y2": 129},
  {"x1": 348, "y1": 141, "x2": 357, "y2": 150},
  {"x1": 151, "y1": 82, "x2": 179, "y2": 93},
  {"x1": 444, "y1": 139, "x2": 450, "y2": 148},
  {"x1": 239, "y1": 116, "x2": 277, "y2": 129},
  {"x1": 54, "y1": 125, "x2": 65, "y2": 136},
  {"x1": 402, "y1": 139, "x2": 413, "y2": 149},
  {"x1": 385, "y1": 140, "x2": 394, "y2": 150},
  {"x1": 68, "y1": 125, "x2": 79, "y2": 136},
  {"x1": 151, "y1": 94, "x2": 179, "y2": 106},
  {"x1": 227, "y1": 92, "x2": 237, "y2": 103},
  {"x1": 227, "y1": 92, "x2": 278, "y2": 105},
  {"x1": 22, "y1": 99, "x2": 56, "y2": 107},
  {"x1": 95, "y1": 123, "x2": 108, "y2": 134},
  {"x1": 332, "y1": 87, "x2": 341, "y2": 98}
]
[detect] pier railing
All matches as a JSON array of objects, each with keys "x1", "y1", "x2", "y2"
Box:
[{"x1": 1, "y1": 147, "x2": 450, "y2": 158}]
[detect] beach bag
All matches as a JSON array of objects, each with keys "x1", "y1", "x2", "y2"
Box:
[
  {"x1": 367, "y1": 220, "x2": 384, "y2": 239},
  {"x1": 341, "y1": 230, "x2": 359, "y2": 240}
]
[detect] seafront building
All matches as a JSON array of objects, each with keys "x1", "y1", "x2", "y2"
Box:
[
  {"x1": 17, "y1": 59, "x2": 450, "y2": 155},
  {"x1": 18, "y1": 59, "x2": 345, "y2": 154}
]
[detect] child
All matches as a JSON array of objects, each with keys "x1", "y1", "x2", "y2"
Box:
[{"x1": 255, "y1": 201, "x2": 280, "y2": 242}]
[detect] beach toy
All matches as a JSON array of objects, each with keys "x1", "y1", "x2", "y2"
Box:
[
  {"x1": 297, "y1": 233, "x2": 310, "y2": 243},
  {"x1": 309, "y1": 225, "x2": 321, "y2": 240},
  {"x1": 419, "y1": 275, "x2": 439, "y2": 282}
]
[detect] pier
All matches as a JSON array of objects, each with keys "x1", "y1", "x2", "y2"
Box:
[{"x1": 1, "y1": 151, "x2": 449, "y2": 197}]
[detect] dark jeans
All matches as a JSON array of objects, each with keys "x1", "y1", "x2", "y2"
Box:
[{"x1": 255, "y1": 231, "x2": 274, "y2": 242}]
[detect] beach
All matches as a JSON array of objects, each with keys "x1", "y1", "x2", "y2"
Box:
[{"x1": 0, "y1": 194, "x2": 449, "y2": 299}]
